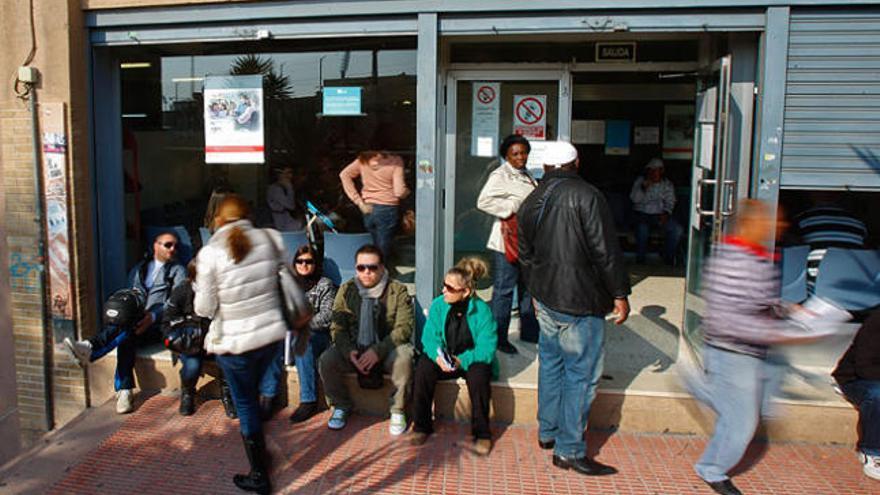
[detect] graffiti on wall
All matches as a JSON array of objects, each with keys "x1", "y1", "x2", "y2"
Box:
[{"x1": 8, "y1": 251, "x2": 40, "y2": 293}]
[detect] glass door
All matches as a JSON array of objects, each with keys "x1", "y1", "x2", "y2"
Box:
[
  {"x1": 682, "y1": 55, "x2": 737, "y2": 350},
  {"x1": 443, "y1": 71, "x2": 570, "y2": 269}
]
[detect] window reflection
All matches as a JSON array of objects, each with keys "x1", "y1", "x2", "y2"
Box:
[{"x1": 116, "y1": 44, "x2": 417, "y2": 274}]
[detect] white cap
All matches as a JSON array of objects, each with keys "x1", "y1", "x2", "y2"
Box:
[
  {"x1": 645, "y1": 158, "x2": 664, "y2": 170},
  {"x1": 542, "y1": 141, "x2": 578, "y2": 167}
]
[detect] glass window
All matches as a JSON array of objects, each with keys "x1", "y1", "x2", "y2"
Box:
[{"x1": 111, "y1": 40, "x2": 417, "y2": 274}]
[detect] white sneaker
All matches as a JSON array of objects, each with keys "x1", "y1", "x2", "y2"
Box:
[
  {"x1": 116, "y1": 389, "x2": 133, "y2": 414},
  {"x1": 389, "y1": 412, "x2": 407, "y2": 436},
  {"x1": 327, "y1": 408, "x2": 348, "y2": 430},
  {"x1": 63, "y1": 337, "x2": 92, "y2": 368},
  {"x1": 864, "y1": 453, "x2": 880, "y2": 481}
]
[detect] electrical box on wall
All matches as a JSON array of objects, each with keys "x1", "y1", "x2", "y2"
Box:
[{"x1": 18, "y1": 66, "x2": 39, "y2": 84}]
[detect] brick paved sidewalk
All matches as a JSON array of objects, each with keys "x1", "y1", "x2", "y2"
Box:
[{"x1": 48, "y1": 395, "x2": 876, "y2": 495}]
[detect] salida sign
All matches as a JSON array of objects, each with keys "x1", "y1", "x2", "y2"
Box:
[{"x1": 596, "y1": 42, "x2": 636, "y2": 62}]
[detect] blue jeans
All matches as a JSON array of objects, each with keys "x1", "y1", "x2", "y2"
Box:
[
  {"x1": 491, "y1": 251, "x2": 539, "y2": 344},
  {"x1": 89, "y1": 324, "x2": 160, "y2": 392},
  {"x1": 694, "y1": 345, "x2": 784, "y2": 483},
  {"x1": 634, "y1": 212, "x2": 683, "y2": 264},
  {"x1": 258, "y1": 344, "x2": 284, "y2": 399},
  {"x1": 216, "y1": 341, "x2": 284, "y2": 437},
  {"x1": 178, "y1": 353, "x2": 203, "y2": 389},
  {"x1": 535, "y1": 301, "x2": 605, "y2": 458},
  {"x1": 363, "y1": 204, "x2": 399, "y2": 262},
  {"x1": 840, "y1": 379, "x2": 880, "y2": 456},
  {"x1": 294, "y1": 331, "x2": 331, "y2": 403}
]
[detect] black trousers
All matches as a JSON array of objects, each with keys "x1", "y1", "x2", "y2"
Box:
[{"x1": 412, "y1": 354, "x2": 492, "y2": 439}]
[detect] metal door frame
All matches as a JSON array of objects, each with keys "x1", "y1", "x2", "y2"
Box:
[{"x1": 442, "y1": 68, "x2": 572, "y2": 269}]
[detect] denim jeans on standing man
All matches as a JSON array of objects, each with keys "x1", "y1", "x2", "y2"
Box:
[
  {"x1": 840, "y1": 379, "x2": 880, "y2": 457},
  {"x1": 363, "y1": 204, "x2": 399, "y2": 263},
  {"x1": 693, "y1": 345, "x2": 784, "y2": 483},
  {"x1": 491, "y1": 251, "x2": 539, "y2": 344},
  {"x1": 294, "y1": 331, "x2": 331, "y2": 403},
  {"x1": 535, "y1": 300, "x2": 605, "y2": 459},
  {"x1": 216, "y1": 341, "x2": 284, "y2": 437}
]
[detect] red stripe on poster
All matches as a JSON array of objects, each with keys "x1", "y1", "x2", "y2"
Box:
[{"x1": 205, "y1": 145, "x2": 265, "y2": 152}]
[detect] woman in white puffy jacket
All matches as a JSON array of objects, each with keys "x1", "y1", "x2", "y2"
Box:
[{"x1": 194, "y1": 194, "x2": 285, "y2": 495}]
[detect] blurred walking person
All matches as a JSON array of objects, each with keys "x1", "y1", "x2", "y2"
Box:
[
  {"x1": 194, "y1": 194, "x2": 289, "y2": 494},
  {"x1": 685, "y1": 200, "x2": 826, "y2": 495}
]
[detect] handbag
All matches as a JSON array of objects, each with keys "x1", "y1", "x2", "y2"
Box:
[
  {"x1": 500, "y1": 215, "x2": 519, "y2": 264},
  {"x1": 164, "y1": 316, "x2": 208, "y2": 355}
]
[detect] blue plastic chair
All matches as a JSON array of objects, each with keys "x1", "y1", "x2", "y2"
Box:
[
  {"x1": 323, "y1": 232, "x2": 373, "y2": 286},
  {"x1": 279, "y1": 231, "x2": 309, "y2": 265},
  {"x1": 144, "y1": 225, "x2": 193, "y2": 265},
  {"x1": 198, "y1": 227, "x2": 211, "y2": 247},
  {"x1": 780, "y1": 245, "x2": 809, "y2": 303},
  {"x1": 814, "y1": 248, "x2": 880, "y2": 311}
]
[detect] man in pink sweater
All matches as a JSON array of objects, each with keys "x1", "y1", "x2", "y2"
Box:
[{"x1": 339, "y1": 151, "x2": 409, "y2": 261}]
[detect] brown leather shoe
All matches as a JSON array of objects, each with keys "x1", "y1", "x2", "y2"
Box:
[{"x1": 409, "y1": 432, "x2": 429, "y2": 446}]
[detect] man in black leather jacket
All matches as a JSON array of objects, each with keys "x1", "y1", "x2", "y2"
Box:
[{"x1": 518, "y1": 140, "x2": 631, "y2": 477}]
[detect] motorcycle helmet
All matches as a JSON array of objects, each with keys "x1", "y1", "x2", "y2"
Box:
[{"x1": 103, "y1": 287, "x2": 146, "y2": 327}]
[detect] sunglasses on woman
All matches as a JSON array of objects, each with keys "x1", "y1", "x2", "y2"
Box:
[
  {"x1": 294, "y1": 258, "x2": 315, "y2": 266},
  {"x1": 356, "y1": 263, "x2": 380, "y2": 273},
  {"x1": 442, "y1": 283, "x2": 466, "y2": 293}
]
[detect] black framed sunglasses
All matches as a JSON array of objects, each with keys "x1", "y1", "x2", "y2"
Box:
[
  {"x1": 159, "y1": 241, "x2": 177, "y2": 249},
  {"x1": 442, "y1": 283, "x2": 466, "y2": 293},
  {"x1": 355, "y1": 263, "x2": 380, "y2": 273},
  {"x1": 294, "y1": 258, "x2": 316, "y2": 266}
]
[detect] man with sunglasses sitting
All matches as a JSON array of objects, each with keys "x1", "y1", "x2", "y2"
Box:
[
  {"x1": 318, "y1": 244, "x2": 414, "y2": 434},
  {"x1": 64, "y1": 231, "x2": 187, "y2": 414}
]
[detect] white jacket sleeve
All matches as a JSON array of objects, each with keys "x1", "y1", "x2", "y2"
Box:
[
  {"x1": 477, "y1": 171, "x2": 520, "y2": 219},
  {"x1": 661, "y1": 181, "x2": 676, "y2": 213},
  {"x1": 193, "y1": 247, "x2": 219, "y2": 319},
  {"x1": 630, "y1": 177, "x2": 647, "y2": 205}
]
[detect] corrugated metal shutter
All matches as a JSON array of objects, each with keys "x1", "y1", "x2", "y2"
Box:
[{"x1": 782, "y1": 8, "x2": 880, "y2": 190}]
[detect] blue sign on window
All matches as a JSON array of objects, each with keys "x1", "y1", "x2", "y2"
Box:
[{"x1": 323, "y1": 87, "x2": 362, "y2": 116}]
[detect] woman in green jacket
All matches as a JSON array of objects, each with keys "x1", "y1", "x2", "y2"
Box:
[{"x1": 409, "y1": 257, "x2": 498, "y2": 455}]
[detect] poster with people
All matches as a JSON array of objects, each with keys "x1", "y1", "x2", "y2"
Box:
[{"x1": 204, "y1": 75, "x2": 265, "y2": 164}]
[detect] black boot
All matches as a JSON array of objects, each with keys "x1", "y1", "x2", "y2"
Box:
[
  {"x1": 219, "y1": 379, "x2": 237, "y2": 419},
  {"x1": 258, "y1": 395, "x2": 274, "y2": 421},
  {"x1": 288, "y1": 401, "x2": 319, "y2": 424},
  {"x1": 233, "y1": 432, "x2": 271, "y2": 494},
  {"x1": 179, "y1": 388, "x2": 196, "y2": 416}
]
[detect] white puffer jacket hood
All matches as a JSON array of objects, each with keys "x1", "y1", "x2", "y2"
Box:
[{"x1": 194, "y1": 220, "x2": 287, "y2": 355}]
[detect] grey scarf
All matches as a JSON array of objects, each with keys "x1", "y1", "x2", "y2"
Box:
[{"x1": 355, "y1": 270, "x2": 389, "y2": 349}]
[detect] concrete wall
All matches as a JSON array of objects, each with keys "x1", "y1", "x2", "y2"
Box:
[{"x1": 0, "y1": 0, "x2": 92, "y2": 455}]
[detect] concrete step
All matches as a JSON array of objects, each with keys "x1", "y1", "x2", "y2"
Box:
[{"x1": 86, "y1": 345, "x2": 857, "y2": 445}]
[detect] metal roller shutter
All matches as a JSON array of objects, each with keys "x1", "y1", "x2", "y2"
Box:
[{"x1": 782, "y1": 8, "x2": 880, "y2": 190}]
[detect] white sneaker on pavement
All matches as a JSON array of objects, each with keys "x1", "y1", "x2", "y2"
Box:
[
  {"x1": 389, "y1": 412, "x2": 407, "y2": 436},
  {"x1": 63, "y1": 337, "x2": 92, "y2": 368},
  {"x1": 863, "y1": 453, "x2": 880, "y2": 481},
  {"x1": 116, "y1": 389, "x2": 133, "y2": 414},
  {"x1": 327, "y1": 408, "x2": 348, "y2": 430}
]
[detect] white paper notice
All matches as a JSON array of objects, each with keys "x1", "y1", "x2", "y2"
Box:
[
  {"x1": 699, "y1": 123, "x2": 715, "y2": 170},
  {"x1": 476, "y1": 137, "x2": 494, "y2": 157},
  {"x1": 634, "y1": 126, "x2": 660, "y2": 145},
  {"x1": 204, "y1": 75, "x2": 265, "y2": 164},
  {"x1": 471, "y1": 82, "x2": 500, "y2": 157},
  {"x1": 572, "y1": 120, "x2": 605, "y2": 144}
]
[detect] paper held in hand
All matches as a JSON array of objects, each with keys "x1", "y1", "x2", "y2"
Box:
[{"x1": 787, "y1": 296, "x2": 853, "y2": 336}]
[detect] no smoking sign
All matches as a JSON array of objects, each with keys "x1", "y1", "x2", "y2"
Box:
[
  {"x1": 513, "y1": 94, "x2": 547, "y2": 140},
  {"x1": 476, "y1": 85, "x2": 496, "y2": 104}
]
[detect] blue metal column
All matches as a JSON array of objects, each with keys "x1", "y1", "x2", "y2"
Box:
[
  {"x1": 753, "y1": 7, "x2": 790, "y2": 220},
  {"x1": 415, "y1": 13, "x2": 439, "y2": 323},
  {"x1": 91, "y1": 49, "x2": 126, "y2": 303}
]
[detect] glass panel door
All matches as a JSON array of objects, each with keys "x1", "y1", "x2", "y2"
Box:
[
  {"x1": 682, "y1": 55, "x2": 736, "y2": 350},
  {"x1": 443, "y1": 72, "x2": 568, "y2": 272}
]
